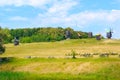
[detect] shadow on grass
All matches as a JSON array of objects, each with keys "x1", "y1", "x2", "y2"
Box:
[{"x1": 0, "y1": 57, "x2": 14, "y2": 64}]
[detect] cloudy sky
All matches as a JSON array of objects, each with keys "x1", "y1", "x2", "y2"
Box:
[{"x1": 0, "y1": 0, "x2": 120, "y2": 38}]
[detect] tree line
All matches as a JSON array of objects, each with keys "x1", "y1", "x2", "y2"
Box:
[{"x1": 0, "y1": 27, "x2": 88, "y2": 43}]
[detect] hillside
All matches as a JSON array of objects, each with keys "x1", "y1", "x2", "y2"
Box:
[{"x1": 1, "y1": 38, "x2": 120, "y2": 58}]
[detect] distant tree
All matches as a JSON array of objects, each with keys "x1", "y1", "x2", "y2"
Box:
[
  {"x1": 0, "y1": 27, "x2": 89, "y2": 43},
  {"x1": 0, "y1": 27, "x2": 5, "y2": 54}
]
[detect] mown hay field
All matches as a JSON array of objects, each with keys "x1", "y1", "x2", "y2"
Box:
[{"x1": 2, "y1": 39, "x2": 120, "y2": 58}]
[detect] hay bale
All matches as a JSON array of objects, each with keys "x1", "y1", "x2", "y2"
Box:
[
  {"x1": 96, "y1": 34, "x2": 101, "y2": 40},
  {"x1": 99, "y1": 53, "x2": 109, "y2": 57}
]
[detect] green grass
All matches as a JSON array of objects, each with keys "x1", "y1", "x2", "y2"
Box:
[
  {"x1": 0, "y1": 58, "x2": 120, "y2": 80},
  {"x1": 0, "y1": 71, "x2": 118, "y2": 80}
]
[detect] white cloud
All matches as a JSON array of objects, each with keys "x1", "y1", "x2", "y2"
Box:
[
  {"x1": 48, "y1": 0, "x2": 77, "y2": 14},
  {"x1": 35, "y1": 10, "x2": 120, "y2": 27},
  {"x1": 75, "y1": 10, "x2": 120, "y2": 26},
  {"x1": 0, "y1": 0, "x2": 52, "y2": 8},
  {"x1": 32, "y1": 0, "x2": 78, "y2": 26},
  {"x1": 10, "y1": 16, "x2": 28, "y2": 21}
]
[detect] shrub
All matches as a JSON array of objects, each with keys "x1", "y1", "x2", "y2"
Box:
[{"x1": 71, "y1": 50, "x2": 76, "y2": 59}]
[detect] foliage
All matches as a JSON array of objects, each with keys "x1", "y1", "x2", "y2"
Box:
[
  {"x1": 0, "y1": 27, "x2": 6, "y2": 53},
  {"x1": 0, "y1": 28, "x2": 12, "y2": 43},
  {"x1": 0, "y1": 45, "x2": 5, "y2": 54},
  {"x1": 71, "y1": 50, "x2": 76, "y2": 59},
  {"x1": 0, "y1": 27, "x2": 88, "y2": 43}
]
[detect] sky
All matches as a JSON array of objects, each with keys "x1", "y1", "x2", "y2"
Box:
[{"x1": 0, "y1": 0, "x2": 120, "y2": 39}]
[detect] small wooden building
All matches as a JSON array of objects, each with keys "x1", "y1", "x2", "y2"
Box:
[
  {"x1": 88, "y1": 32, "x2": 93, "y2": 38},
  {"x1": 65, "y1": 30, "x2": 71, "y2": 39}
]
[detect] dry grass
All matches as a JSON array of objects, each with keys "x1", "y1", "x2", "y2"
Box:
[
  {"x1": 14, "y1": 61, "x2": 120, "y2": 74},
  {"x1": 1, "y1": 39, "x2": 120, "y2": 58},
  {"x1": 0, "y1": 58, "x2": 120, "y2": 74}
]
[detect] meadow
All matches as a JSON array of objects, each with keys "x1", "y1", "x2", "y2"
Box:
[
  {"x1": 2, "y1": 39, "x2": 120, "y2": 57},
  {"x1": 0, "y1": 39, "x2": 120, "y2": 80}
]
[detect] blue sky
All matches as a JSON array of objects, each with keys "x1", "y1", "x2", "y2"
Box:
[{"x1": 0, "y1": 0, "x2": 120, "y2": 38}]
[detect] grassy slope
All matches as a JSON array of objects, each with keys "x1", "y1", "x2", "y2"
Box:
[
  {"x1": 2, "y1": 38, "x2": 120, "y2": 57},
  {"x1": 0, "y1": 39, "x2": 120, "y2": 80}
]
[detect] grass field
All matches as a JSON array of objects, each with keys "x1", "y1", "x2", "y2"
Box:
[
  {"x1": 2, "y1": 38, "x2": 120, "y2": 57},
  {"x1": 0, "y1": 58, "x2": 120, "y2": 80},
  {"x1": 0, "y1": 39, "x2": 120, "y2": 80}
]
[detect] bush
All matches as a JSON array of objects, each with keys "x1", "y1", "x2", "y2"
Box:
[
  {"x1": 20, "y1": 37, "x2": 32, "y2": 43},
  {"x1": 71, "y1": 50, "x2": 76, "y2": 59}
]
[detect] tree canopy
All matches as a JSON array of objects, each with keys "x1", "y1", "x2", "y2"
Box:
[{"x1": 0, "y1": 27, "x2": 88, "y2": 43}]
